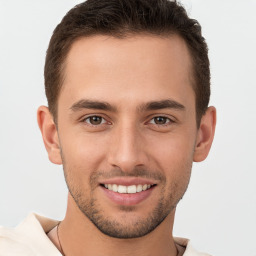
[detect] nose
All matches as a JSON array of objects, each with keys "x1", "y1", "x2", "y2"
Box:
[{"x1": 107, "y1": 121, "x2": 148, "y2": 173}]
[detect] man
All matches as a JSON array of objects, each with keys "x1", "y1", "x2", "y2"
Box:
[{"x1": 0, "y1": 0, "x2": 216, "y2": 255}]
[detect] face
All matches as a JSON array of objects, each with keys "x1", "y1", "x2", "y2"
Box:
[{"x1": 56, "y1": 34, "x2": 198, "y2": 238}]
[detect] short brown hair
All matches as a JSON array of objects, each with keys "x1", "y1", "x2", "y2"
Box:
[{"x1": 44, "y1": 0, "x2": 210, "y2": 126}]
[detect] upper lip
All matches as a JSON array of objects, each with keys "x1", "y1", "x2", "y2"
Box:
[{"x1": 99, "y1": 177, "x2": 157, "y2": 186}]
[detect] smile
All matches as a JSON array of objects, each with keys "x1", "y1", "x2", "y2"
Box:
[
  {"x1": 102, "y1": 184, "x2": 154, "y2": 194},
  {"x1": 99, "y1": 177, "x2": 157, "y2": 205}
]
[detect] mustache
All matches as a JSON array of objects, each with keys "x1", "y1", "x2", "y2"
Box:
[{"x1": 90, "y1": 167, "x2": 166, "y2": 185}]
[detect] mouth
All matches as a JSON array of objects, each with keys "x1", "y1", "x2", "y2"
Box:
[{"x1": 99, "y1": 179, "x2": 157, "y2": 206}]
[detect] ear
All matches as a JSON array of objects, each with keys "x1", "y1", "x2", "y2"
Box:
[
  {"x1": 37, "y1": 106, "x2": 62, "y2": 165},
  {"x1": 193, "y1": 106, "x2": 217, "y2": 162}
]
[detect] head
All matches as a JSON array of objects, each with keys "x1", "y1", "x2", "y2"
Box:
[
  {"x1": 38, "y1": 0, "x2": 216, "y2": 239},
  {"x1": 45, "y1": 0, "x2": 210, "y2": 127}
]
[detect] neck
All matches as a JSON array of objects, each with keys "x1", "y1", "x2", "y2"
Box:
[{"x1": 54, "y1": 194, "x2": 178, "y2": 256}]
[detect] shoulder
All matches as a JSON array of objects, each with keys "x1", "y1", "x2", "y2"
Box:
[
  {"x1": 0, "y1": 213, "x2": 61, "y2": 256},
  {"x1": 0, "y1": 225, "x2": 35, "y2": 255},
  {"x1": 174, "y1": 237, "x2": 213, "y2": 256}
]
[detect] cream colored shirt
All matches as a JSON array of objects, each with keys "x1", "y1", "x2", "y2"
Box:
[{"x1": 0, "y1": 213, "x2": 212, "y2": 256}]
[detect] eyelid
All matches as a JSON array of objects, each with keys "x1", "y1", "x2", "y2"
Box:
[
  {"x1": 80, "y1": 114, "x2": 111, "y2": 126},
  {"x1": 146, "y1": 114, "x2": 175, "y2": 123},
  {"x1": 85, "y1": 116, "x2": 107, "y2": 125},
  {"x1": 148, "y1": 116, "x2": 173, "y2": 125}
]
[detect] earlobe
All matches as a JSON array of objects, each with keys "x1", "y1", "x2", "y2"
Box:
[
  {"x1": 37, "y1": 106, "x2": 62, "y2": 165},
  {"x1": 193, "y1": 106, "x2": 217, "y2": 162}
]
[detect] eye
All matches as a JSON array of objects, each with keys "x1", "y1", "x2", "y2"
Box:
[
  {"x1": 149, "y1": 116, "x2": 172, "y2": 125},
  {"x1": 84, "y1": 116, "x2": 107, "y2": 126}
]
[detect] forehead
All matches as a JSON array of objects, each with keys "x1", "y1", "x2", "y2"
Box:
[{"x1": 60, "y1": 34, "x2": 195, "y2": 111}]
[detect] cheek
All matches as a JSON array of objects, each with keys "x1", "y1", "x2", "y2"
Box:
[
  {"x1": 148, "y1": 132, "x2": 196, "y2": 168},
  {"x1": 152, "y1": 136, "x2": 194, "y2": 199},
  {"x1": 59, "y1": 130, "x2": 109, "y2": 178},
  {"x1": 147, "y1": 130, "x2": 195, "y2": 195}
]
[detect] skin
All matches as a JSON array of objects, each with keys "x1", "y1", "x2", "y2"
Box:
[{"x1": 38, "y1": 34, "x2": 216, "y2": 256}]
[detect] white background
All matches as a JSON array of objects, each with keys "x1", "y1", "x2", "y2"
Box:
[{"x1": 0, "y1": 1, "x2": 256, "y2": 256}]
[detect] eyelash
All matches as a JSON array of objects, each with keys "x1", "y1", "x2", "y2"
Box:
[
  {"x1": 81, "y1": 115, "x2": 174, "y2": 128},
  {"x1": 148, "y1": 116, "x2": 173, "y2": 126},
  {"x1": 82, "y1": 115, "x2": 109, "y2": 127}
]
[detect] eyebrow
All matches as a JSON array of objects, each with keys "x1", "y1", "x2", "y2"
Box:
[
  {"x1": 70, "y1": 99, "x2": 117, "y2": 112},
  {"x1": 138, "y1": 99, "x2": 185, "y2": 112},
  {"x1": 70, "y1": 99, "x2": 185, "y2": 112}
]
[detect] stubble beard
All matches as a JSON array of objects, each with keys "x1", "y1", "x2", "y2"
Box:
[{"x1": 62, "y1": 161, "x2": 192, "y2": 239}]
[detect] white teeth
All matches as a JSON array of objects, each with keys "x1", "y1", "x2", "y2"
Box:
[
  {"x1": 118, "y1": 185, "x2": 127, "y2": 193},
  {"x1": 104, "y1": 184, "x2": 153, "y2": 193},
  {"x1": 127, "y1": 185, "x2": 136, "y2": 193},
  {"x1": 112, "y1": 184, "x2": 118, "y2": 192},
  {"x1": 136, "y1": 184, "x2": 143, "y2": 192}
]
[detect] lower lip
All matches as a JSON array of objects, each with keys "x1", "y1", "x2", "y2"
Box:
[{"x1": 100, "y1": 185, "x2": 155, "y2": 206}]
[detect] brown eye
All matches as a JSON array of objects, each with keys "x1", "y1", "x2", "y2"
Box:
[
  {"x1": 153, "y1": 116, "x2": 169, "y2": 125},
  {"x1": 85, "y1": 116, "x2": 105, "y2": 125}
]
